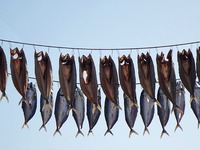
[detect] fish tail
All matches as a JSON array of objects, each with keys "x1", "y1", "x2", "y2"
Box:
[
  {"x1": 104, "y1": 129, "x2": 114, "y2": 136},
  {"x1": 190, "y1": 95, "x2": 197, "y2": 103},
  {"x1": 0, "y1": 92, "x2": 9, "y2": 102},
  {"x1": 160, "y1": 128, "x2": 169, "y2": 138},
  {"x1": 129, "y1": 128, "x2": 138, "y2": 138},
  {"x1": 174, "y1": 123, "x2": 183, "y2": 132},
  {"x1": 87, "y1": 130, "x2": 94, "y2": 136},
  {"x1": 53, "y1": 128, "x2": 62, "y2": 136},
  {"x1": 22, "y1": 123, "x2": 29, "y2": 129},
  {"x1": 143, "y1": 127, "x2": 150, "y2": 135},
  {"x1": 154, "y1": 99, "x2": 162, "y2": 108},
  {"x1": 39, "y1": 124, "x2": 47, "y2": 132},
  {"x1": 75, "y1": 129, "x2": 84, "y2": 138},
  {"x1": 42, "y1": 101, "x2": 53, "y2": 111}
]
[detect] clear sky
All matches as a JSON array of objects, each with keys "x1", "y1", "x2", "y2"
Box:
[{"x1": 0, "y1": 0, "x2": 200, "y2": 150}]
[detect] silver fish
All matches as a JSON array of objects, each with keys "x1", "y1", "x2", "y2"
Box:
[
  {"x1": 140, "y1": 90, "x2": 154, "y2": 135},
  {"x1": 39, "y1": 92, "x2": 53, "y2": 131},
  {"x1": 54, "y1": 88, "x2": 70, "y2": 136},
  {"x1": 124, "y1": 93, "x2": 138, "y2": 137},
  {"x1": 174, "y1": 81, "x2": 185, "y2": 131},
  {"x1": 73, "y1": 87, "x2": 85, "y2": 137},
  {"x1": 21, "y1": 82, "x2": 37, "y2": 128},
  {"x1": 87, "y1": 88, "x2": 101, "y2": 136},
  {"x1": 191, "y1": 84, "x2": 200, "y2": 128},
  {"x1": 104, "y1": 96, "x2": 119, "y2": 136},
  {"x1": 157, "y1": 87, "x2": 170, "y2": 138}
]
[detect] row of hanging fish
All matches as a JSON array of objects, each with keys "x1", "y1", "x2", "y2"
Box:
[{"x1": 1, "y1": 46, "x2": 200, "y2": 137}]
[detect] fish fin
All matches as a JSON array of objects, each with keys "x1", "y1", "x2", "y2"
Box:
[
  {"x1": 143, "y1": 127, "x2": 150, "y2": 135},
  {"x1": 39, "y1": 124, "x2": 47, "y2": 132},
  {"x1": 104, "y1": 129, "x2": 114, "y2": 136},
  {"x1": 154, "y1": 99, "x2": 162, "y2": 108},
  {"x1": 174, "y1": 123, "x2": 183, "y2": 132},
  {"x1": 76, "y1": 129, "x2": 84, "y2": 137},
  {"x1": 19, "y1": 98, "x2": 32, "y2": 108},
  {"x1": 130, "y1": 101, "x2": 139, "y2": 108},
  {"x1": 53, "y1": 128, "x2": 62, "y2": 136},
  {"x1": 87, "y1": 130, "x2": 94, "y2": 136},
  {"x1": 171, "y1": 105, "x2": 183, "y2": 115},
  {"x1": 0, "y1": 93, "x2": 9, "y2": 102},
  {"x1": 129, "y1": 128, "x2": 138, "y2": 138},
  {"x1": 42, "y1": 101, "x2": 53, "y2": 111},
  {"x1": 22, "y1": 123, "x2": 29, "y2": 129},
  {"x1": 190, "y1": 95, "x2": 197, "y2": 103},
  {"x1": 112, "y1": 104, "x2": 122, "y2": 111},
  {"x1": 160, "y1": 128, "x2": 169, "y2": 138},
  {"x1": 92, "y1": 104, "x2": 101, "y2": 114}
]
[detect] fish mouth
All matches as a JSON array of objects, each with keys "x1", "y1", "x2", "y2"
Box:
[
  {"x1": 35, "y1": 51, "x2": 49, "y2": 62},
  {"x1": 80, "y1": 55, "x2": 92, "y2": 85},
  {"x1": 60, "y1": 54, "x2": 74, "y2": 65}
]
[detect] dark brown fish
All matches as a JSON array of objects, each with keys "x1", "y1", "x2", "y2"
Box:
[
  {"x1": 119, "y1": 54, "x2": 137, "y2": 107},
  {"x1": 79, "y1": 54, "x2": 100, "y2": 111},
  {"x1": 59, "y1": 54, "x2": 76, "y2": 106},
  {"x1": 138, "y1": 52, "x2": 161, "y2": 107},
  {"x1": 0, "y1": 46, "x2": 8, "y2": 101},
  {"x1": 100, "y1": 56, "x2": 120, "y2": 109},
  {"x1": 10, "y1": 48, "x2": 28, "y2": 105},
  {"x1": 177, "y1": 49, "x2": 196, "y2": 102},
  {"x1": 35, "y1": 51, "x2": 53, "y2": 110},
  {"x1": 156, "y1": 50, "x2": 179, "y2": 110},
  {"x1": 197, "y1": 47, "x2": 200, "y2": 82}
]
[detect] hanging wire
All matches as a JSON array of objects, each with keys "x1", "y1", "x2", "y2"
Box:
[{"x1": 1, "y1": 38, "x2": 200, "y2": 51}]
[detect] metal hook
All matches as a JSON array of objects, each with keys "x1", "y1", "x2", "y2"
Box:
[
  {"x1": 72, "y1": 49, "x2": 75, "y2": 55},
  {"x1": 130, "y1": 49, "x2": 133, "y2": 55},
  {"x1": 99, "y1": 49, "x2": 102, "y2": 58},
  {"x1": 78, "y1": 49, "x2": 80, "y2": 57},
  {"x1": 58, "y1": 48, "x2": 61, "y2": 54},
  {"x1": 1, "y1": 40, "x2": 3, "y2": 47},
  {"x1": 48, "y1": 47, "x2": 50, "y2": 53},
  {"x1": 9, "y1": 42, "x2": 12, "y2": 49},
  {"x1": 117, "y1": 50, "x2": 120, "y2": 57}
]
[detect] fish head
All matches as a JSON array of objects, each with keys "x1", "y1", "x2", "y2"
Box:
[
  {"x1": 119, "y1": 55, "x2": 131, "y2": 81},
  {"x1": 178, "y1": 49, "x2": 191, "y2": 74},
  {"x1": 101, "y1": 56, "x2": 112, "y2": 83}
]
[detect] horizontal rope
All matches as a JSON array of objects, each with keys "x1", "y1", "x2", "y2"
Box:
[
  {"x1": 1, "y1": 38, "x2": 200, "y2": 51},
  {"x1": 7, "y1": 72, "x2": 181, "y2": 85}
]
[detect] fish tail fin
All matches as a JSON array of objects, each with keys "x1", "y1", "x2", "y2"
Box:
[
  {"x1": 76, "y1": 129, "x2": 84, "y2": 138},
  {"x1": 42, "y1": 101, "x2": 53, "y2": 111},
  {"x1": 154, "y1": 99, "x2": 162, "y2": 108},
  {"x1": 87, "y1": 130, "x2": 94, "y2": 136},
  {"x1": 160, "y1": 128, "x2": 169, "y2": 138},
  {"x1": 143, "y1": 127, "x2": 150, "y2": 135},
  {"x1": 0, "y1": 92, "x2": 9, "y2": 102},
  {"x1": 129, "y1": 128, "x2": 138, "y2": 138},
  {"x1": 190, "y1": 95, "x2": 197, "y2": 103},
  {"x1": 174, "y1": 123, "x2": 183, "y2": 132},
  {"x1": 22, "y1": 123, "x2": 29, "y2": 129},
  {"x1": 104, "y1": 129, "x2": 114, "y2": 136},
  {"x1": 53, "y1": 128, "x2": 62, "y2": 136},
  {"x1": 39, "y1": 124, "x2": 47, "y2": 132}
]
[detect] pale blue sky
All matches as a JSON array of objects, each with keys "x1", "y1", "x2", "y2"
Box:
[{"x1": 0, "y1": 1, "x2": 200, "y2": 150}]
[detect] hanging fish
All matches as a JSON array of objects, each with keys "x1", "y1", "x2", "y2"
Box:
[
  {"x1": 138, "y1": 52, "x2": 161, "y2": 107},
  {"x1": 87, "y1": 88, "x2": 101, "y2": 136},
  {"x1": 59, "y1": 54, "x2": 76, "y2": 107},
  {"x1": 10, "y1": 48, "x2": 28, "y2": 106},
  {"x1": 140, "y1": 90, "x2": 154, "y2": 135},
  {"x1": 124, "y1": 93, "x2": 138, "y2": 137},
  {"x1": 39, "y1": 92, "x2": 53, "y2": 131},
  {"x1": 196, "y1": 47, "x2": 200, "y2": 82},
  {"x1": 104, "y1": 96, "x2": 119, "y2": 136},
  {"x1": 174, "y1": 81, "x2": 185, "y2": 131},
  {"x1": 191, "y1": 83, "x2": 200, "y2": 128},
  {"x1": 54, "y1": 88, "x2": 70, "y2": 136},
  {"x1": 73, "y1": 87, "x2": 85, "y2": 137},
  {"x1": 79, "y1": 54, "x2": 100, "y2": 111},
  {"x1": 0, "y1": 46, "x2": 8, "y2": 101},
  {"x1": 100, "y1": 56, "x2": 121, "y2": 109},
  {"x1": 119, "y1": 54, "x2": 137, "y2": 107},
  {"x1": 177, "y1": 49, "x2": 196, "y2": 102},
  {"x1": 35, "y1": 51, "x2": 53, "y2": 110},
  {"x1": 157, "y1": 87, "x2": 170, "y2": 138},
  {"x1": 21, "y1": 82, "x2": 37, "y2": 128},
  {"x1": 156, "y1": 50, "x2": 179, "y2": 111}
]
